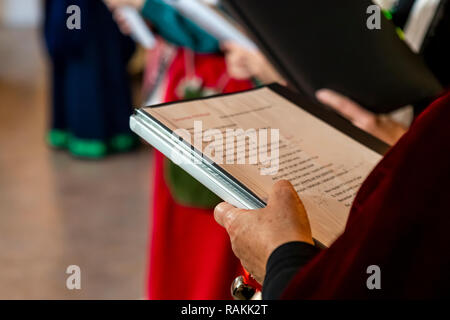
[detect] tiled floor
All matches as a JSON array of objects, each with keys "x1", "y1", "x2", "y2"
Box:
[{"x1": 0, "y1": 27, "x2": 151, "y2": 299}]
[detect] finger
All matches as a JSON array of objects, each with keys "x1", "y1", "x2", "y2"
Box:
[
  {"x1": 107, "y1": 0, "x2": 135, "y2": 10},
  {"x1": 228, "y1": 64, "x2": 251, "y2": 80},
  {"x1": 221, "y1": 41, "x2": 233, "y2": 52},
  {"x1": 221, "y1": 41, "x2": 241, "y2": 53},
  {"x1": 267, "y1": 180, "x2": 300, "y2": 207},
  {"x1": 214, "y1": 202, "x2": 238, "y2": 229},
  {"x1": 120, "y1": 24, "x2": 132, "y2": 35},
  {"x1": 104, "y1": 0, "x2": 119, "y2": 10},
  {"x1": 316, "y1": 89, "x2": 373, "y2": 122},
  {"x1": 112, "y1": 11, "x2": 131, "y2": 33},
  {"x1": 113, "y1": 10, "x2": 124, "y2": 21}
]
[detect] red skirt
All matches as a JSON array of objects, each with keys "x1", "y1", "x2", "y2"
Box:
[{"x1": 147, "y1": 49, "x2": 253, "y2": 299}]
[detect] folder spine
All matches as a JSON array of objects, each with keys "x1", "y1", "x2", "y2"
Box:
[{"x1": 130, "y1": 111, "x2": 265, "y2": 210}]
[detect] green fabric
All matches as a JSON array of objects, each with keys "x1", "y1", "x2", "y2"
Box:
[
  {"x1": 382, "y1": 9, "x2": 393, "y2": 20},
  {"x1": 384, "y1": 9, "x2": 405, "y2": 40},
  {"x1": 109, "y1": 134, "x2": 138, "y2": 152},
  {"x1": 68, "y1": 136, "x2": 108, "y2": 159},
  {"x1": 46, "y1": 129, "x2": 138, "y2": 159},
  {"x1": 395, "y1": 27, "x2": 405, "y2": 40},
  {"x1": 183, "y1": 85, "x2": 207, "y2": 100},
  {"x1": 141, "y1": 0, "x2": 220, "y2": 53},
  {"x1": 47, "y1": 129, "x2": 69, "y2": 148},
  {"x1": 163, "y1": 81, "x2": 222, "y2": 208},
  {"x1": 252, "y1": 77, "x2": 264, "y2": 88},
  {"x1": 164, "y1": 159, "x2": 222, "y2": 209}
]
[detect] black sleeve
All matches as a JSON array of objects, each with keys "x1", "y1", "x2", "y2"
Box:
[{"x1": 262, "y1": 241, "x2": 321, "y2": 300}]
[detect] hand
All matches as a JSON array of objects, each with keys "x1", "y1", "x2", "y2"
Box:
[
  {"x1": 103, "y1": 0, "x2": 145, "y2": 35},
  {"x1": 316, "y1": 89, "x2": 407, "y2": 146},
  {"x1": 103, "y1": 0, "x2": 145, "y2": 11},
  {"x1": 222, "y1": 41, "x2": 286, "y2": 85},
  {"x1": 214, "y1": 180, "x2": 314, "y2": 284}
]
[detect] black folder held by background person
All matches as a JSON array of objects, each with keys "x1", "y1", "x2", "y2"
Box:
[
  {"x1": 130, "y1": 84, "x2": 389, "y2": 246},
  {"x1": 223, "y1": 0, "x2": 443, "y2": 113}
]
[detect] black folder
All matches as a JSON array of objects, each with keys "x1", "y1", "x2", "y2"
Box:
[{"x1": 223, "y1": 0, "x2": 443, "y2": 113}]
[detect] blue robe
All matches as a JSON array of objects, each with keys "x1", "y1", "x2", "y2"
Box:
[{"x1": 44, "y1": 0, "x2": 135, "y2": 144}]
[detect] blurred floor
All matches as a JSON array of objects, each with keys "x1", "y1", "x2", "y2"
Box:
[{"x1": 0, "y1": 27, "x2": 151, "y2": 299}]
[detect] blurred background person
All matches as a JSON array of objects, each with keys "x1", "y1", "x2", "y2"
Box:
[
  {"x1": 221, "y1": 41, "x2": 409, "y2": 146},
  {"x1": 0, "y1": 0, "x2": 149, "y2": 299},
  {"x1": 223, "y1": 0, "x2": 448, "y2": 147},
  {"x1": 105, "y1": 0, "x2": 254, "y2": 300},
  {"x1": 44, "y1": 0, "x2": 137, "y2": 159}
]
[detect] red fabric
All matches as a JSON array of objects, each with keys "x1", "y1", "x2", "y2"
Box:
[
  {"x1": 283, "y1": 92, "x2": 450, "y2": 299},
  {"x1": 147, "y1": 49, "x2": 253, "y2": 300},
  {"x1": 141, "y1": 37, "x2": 170, "y2": 100},
  {"x1": 164, "y1": 49, "x2": 253, "y2": 101}
]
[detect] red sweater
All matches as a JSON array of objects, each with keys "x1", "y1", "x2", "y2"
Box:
[{"x1": 280, "y1": 92, "x2": 450, "y2": 299}]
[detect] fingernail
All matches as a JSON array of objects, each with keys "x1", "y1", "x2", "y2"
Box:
[
  {"x1": 315, "y1": 89, "x2": 331, "y2": 101},
  {"x1": 214, "y1": 202, "x2": 234, "y2": 215},
  {"x1": 214, "y1": 202, "x2": 235, "y2": 227}
]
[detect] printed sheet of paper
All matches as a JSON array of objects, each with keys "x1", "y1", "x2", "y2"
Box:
[{"x1": 144, "y1": 87, "x2": 382, "y2": 246}]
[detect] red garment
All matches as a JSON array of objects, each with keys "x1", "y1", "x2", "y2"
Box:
[
  {"x1": 141, "y1": 37, "x2": 174, "y2": 101},
  {"x1": 284, "y1": 92, "x2": 450, "y2": 299},
  {"x1": 164, "y1": 49, "x2": 252, "y2": 101},
  {"x1": 147, "y1": 49, "x2": 253, "y2": 300}
]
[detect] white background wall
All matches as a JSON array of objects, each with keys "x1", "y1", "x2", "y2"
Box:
[{"x1": 0, "y1": 0, "x2": 42, "y2": 27}]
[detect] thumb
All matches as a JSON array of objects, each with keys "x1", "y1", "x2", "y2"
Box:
[
  {"x1": 221, "y1": 41, "x2": 235, "y2": 53},
  {"x1": 214, "y1": 202, "x2": 243, "y2": 230},
  {"x1": 316, "y1": 89, "x2": 373, "y2": 122}
]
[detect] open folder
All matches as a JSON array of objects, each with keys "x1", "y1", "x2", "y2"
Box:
[{"x1": 130, "y1": 84, "x2": 389, "y2": 247}]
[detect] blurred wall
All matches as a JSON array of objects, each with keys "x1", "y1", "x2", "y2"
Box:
[{"x1": 0, "y1": 0, "x2": 42, "y2": 28}]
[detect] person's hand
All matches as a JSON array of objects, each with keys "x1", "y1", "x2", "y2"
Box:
[
  {"x1": 222, "y1": 41, "x2": 286, "y2": 85},
  {"x1": 103, "y1": 0, "x2": 145, "y2": 35},
  {"x1": 104, "y1": 0, "x2": 145, "y2": 11},
  {"x1": 316, "y1": 89, "x2": 408, "y2": 146},
  {"x1": 214, "y1": 180, "x2": 314, "y2": 284}
]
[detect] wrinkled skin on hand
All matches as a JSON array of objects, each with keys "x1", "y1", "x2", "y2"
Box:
[{"x1": 214, "y1": 180, "x2": 314, "y2": 284}]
